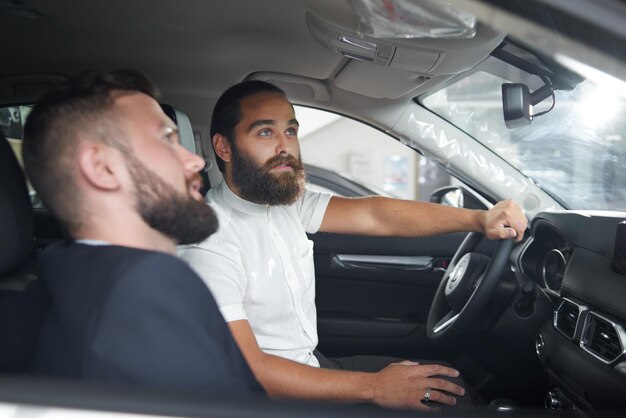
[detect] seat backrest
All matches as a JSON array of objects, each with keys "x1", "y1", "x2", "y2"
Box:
[
  {"x1": 0, "y1": 132, "x2": 33, "y2": 273},
  {"x1": 0, "y1": 131, "x2": 48, "y2": 372},
  {"x1": 160, "y1": 104, "x2": 196, "y2": 155},
  {"x1": 161, "y1": 104, "x2": 221, "y2": 195}
]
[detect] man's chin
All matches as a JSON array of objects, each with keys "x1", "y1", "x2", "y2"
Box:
[{"x1": 269, "y1": 170, "x2": 299, "y2": 183}]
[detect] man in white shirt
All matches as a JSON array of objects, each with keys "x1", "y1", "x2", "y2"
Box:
[{"x1": 179, "y1": 81, "x2": 527, "y2": 411}]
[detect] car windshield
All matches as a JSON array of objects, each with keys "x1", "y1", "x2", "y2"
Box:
[{"x1": 422, "y1": 62, "x2": 626, "y2": 211}]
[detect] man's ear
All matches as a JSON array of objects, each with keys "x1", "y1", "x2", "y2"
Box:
[
  {"x1": 212, "y1": 134, "x2": 232, "y2": 164},
  {"x1": 76, "y1": 141, "x2": 123, "y2": 191}
]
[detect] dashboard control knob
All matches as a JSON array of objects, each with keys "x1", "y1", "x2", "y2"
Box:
[{"x1": 545, "y1": 390, "x2": 561, "y2": 410}]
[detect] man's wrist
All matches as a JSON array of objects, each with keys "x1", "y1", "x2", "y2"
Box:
[
  {"x1": 462, "y1": 208, "x2": 486, "y2": 234},
  {"x1": 359, "y1": 370, "x2": 378, "y2": 402}
]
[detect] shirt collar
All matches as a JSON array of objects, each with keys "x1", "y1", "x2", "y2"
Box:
[
  {"x1": 217, "y1": 179, "x2": 269, "y2": 216},
  {"x1": 75, "y1": 239, "x2": 112, "y2": 246}
]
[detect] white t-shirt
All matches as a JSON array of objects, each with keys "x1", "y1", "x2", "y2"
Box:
[{"x1": 179, "y1": 180, "x2": 332, "y2": 367}]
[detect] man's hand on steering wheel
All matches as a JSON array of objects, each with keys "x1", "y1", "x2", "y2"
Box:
[{"x1": 481, "y1": 199, "x2": 527, "y2": 242}]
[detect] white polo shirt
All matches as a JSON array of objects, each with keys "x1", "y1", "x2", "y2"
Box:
[{"x1": 179, "y1": 180, "x2": 332, "y2": 367}]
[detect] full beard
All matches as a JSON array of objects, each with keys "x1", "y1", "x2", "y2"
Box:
[
  {"x1": 124, "y1": 153, "x2": 218, "y2": 245},
  {"x1": 231, "y1": 145, "x2": 306, "y2": 206}
]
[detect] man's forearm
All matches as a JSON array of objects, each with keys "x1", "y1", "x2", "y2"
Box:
[
  {"x1": 321, "y1": 196, "x2": 525, "y2": 241},
  {"x1": 322, "y1": 195, "x2": 484, "y2": 237},
  {"x1": 365, "y1": 197, "x2": 484, "y2": 237},
  {"x1": 250, "y1": 351, "x2": 376, "y2": 402}
]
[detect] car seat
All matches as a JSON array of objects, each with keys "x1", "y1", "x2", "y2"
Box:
[
  {"x1": 0, "y1": 130, "x2": 48, "y2": 372},
  {"x1": 161, "y1": 104, "x2": 220, "y2": 196}
]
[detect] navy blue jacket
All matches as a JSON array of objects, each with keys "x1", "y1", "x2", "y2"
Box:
[{"x1": 31, "y1": 242, "x2": 263, "y2": 395}]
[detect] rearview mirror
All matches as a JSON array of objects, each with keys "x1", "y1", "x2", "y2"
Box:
[
  {"x1": 502, "y1": 78, "x2": 555, "y2": 129},
  {"x1": 502, "y1": 83, "x2": 532, "y2": 128}
]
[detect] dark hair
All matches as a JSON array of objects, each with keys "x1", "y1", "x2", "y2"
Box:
[
  {"x1": 22, "y1": 69, "x2": 158, "y2": 233},
  {"x1": 210, "y1": 80, "x2": 286, "y2": 172}
]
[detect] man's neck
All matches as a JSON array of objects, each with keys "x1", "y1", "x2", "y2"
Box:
[
  {"x1": 74, "y1": 231, "x2": 177, "y2": 254},
  {"x1": 223, "y1": 174, "x2": 244, "y2": 199},
  {"x1": 74, "y1": 214, "x2": 177, "y2": 255}
]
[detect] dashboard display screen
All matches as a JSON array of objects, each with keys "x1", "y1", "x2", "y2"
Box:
[{"x1": 612, "y1": 221, "x2": 626, "y2": 275}]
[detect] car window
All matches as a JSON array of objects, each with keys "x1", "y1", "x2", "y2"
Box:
[
  {"x1": 422, "y1": 61, "x2": 626, "y2": 211},
  {"x1": 0, "y1": 105, "x2": 41, "y2": 207},
  {"x1": 295, "y1": 106, "x2": 453, "y2": 201},
  {"x1": 1, "y1": 105, "x2": 30, "y2": 163}
]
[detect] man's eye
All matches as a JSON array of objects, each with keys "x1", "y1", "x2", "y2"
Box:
[
  {"x1": 163, "y1": 132, "x2": 178, "y2": 144},
  {"x1": 286, "y1": 128, "x2": 298, "y2": 136},
  {"x1": 258, "y1": 129, "x2": 272, "y2": 137}
]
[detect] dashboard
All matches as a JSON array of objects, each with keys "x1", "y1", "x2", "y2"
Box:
[{"x1": 519, "y1": 211, "x2": 626, "y2": 414}]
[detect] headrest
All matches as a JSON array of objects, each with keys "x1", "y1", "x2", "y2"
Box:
[
  {"x1": 0, "y1": 131, "x2": 33, "y2": 275},
  {"x1": 161, "y1": 104, "x2": 196, "y2": 155},
  {"x1": 161, "y1": 104, "x2": 222, "y2": 195}
]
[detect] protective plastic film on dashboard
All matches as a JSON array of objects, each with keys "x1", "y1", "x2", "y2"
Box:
[
  {"x1": 352, "y1": 0, "x2": 476, "y2": 39},
  {"x1": 402, "y1": 111, "x2": 539, "y2": 204}
]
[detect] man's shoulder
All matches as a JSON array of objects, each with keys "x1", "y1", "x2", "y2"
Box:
[{"x1": 42, "y1": 242, "x2": 196, "y2": 286}]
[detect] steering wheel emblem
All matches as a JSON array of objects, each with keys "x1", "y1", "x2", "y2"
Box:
[{"x1": 446, "y1": 254, "x2": 470, "y2": 295}]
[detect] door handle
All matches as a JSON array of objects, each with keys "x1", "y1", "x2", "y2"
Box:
[{"x1": 332, "y1": 254, "x2": 433, "y2": 271}]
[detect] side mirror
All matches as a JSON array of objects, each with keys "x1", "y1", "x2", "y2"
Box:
[
  {"x1": 432, "y1": 188, "x2": 464, "y2": 208},
  {"x1": 502, "y1": 83, "x2": 532, "y2": 129},
  {"x1": 430, "y1": 186, "x2": 491, "y2": 210}
]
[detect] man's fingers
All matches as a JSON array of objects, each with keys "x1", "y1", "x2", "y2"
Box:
[
  {"x1": 483, "y1": 199, "x2": 528, "y2": 242},
  {"x1": 488, "y1": 226, "x2": 518, "y2": 240},
  {"x1": 428, "y1": 377, "x2": 466, "y2": 397},
  {"x1": 422, "y1": 388, "x2": 458, "y2": 406},
  {"x1": 414, "y1": 363, "x2": 460, "y2": 378},
  {"x1": 396, "y1": 360, "x2": 419, "y2": 366}
]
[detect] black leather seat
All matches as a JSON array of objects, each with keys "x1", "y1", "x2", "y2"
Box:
[{"x1": 0, "y1": 130, "x2": 48, "y2": 372}]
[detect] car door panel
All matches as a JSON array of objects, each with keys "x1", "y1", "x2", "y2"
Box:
[{"x1": 310, "y1": 231, "x2": 478, "y2": 359}]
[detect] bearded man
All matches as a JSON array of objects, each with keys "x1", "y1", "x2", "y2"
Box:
[
  {"x1": 179, "y1": 81, "x2": 527, "y2": 411},
  {"x1": 23, "y1": 70, "x2": 262, "y2": 394}
]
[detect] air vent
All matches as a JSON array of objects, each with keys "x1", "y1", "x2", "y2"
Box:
[
  {"x1": 580, "y1": 312, "x2": 626, "y2": 364},
  {"x1": 553, "y1": 299, "x2": 586, "y2": 340}
]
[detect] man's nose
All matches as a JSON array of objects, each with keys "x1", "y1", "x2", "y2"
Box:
[
  {"x1": 275, "y1": 134, "x2": 290, "y2": 155},
  {"x1": 179, "y1": 144, "x2": 206, "y2": 173}
]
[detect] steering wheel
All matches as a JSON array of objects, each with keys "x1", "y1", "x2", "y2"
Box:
[{"x1": 426, "y1": 232, "x2": 514, "y2": 340}]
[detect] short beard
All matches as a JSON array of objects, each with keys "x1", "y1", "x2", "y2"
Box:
[
  {"x1": 124, "y1": 153, "x2": 218, "y2": 245},
  {"x1": 231, "y1": 144, "x2": 305, "y2": 206}
]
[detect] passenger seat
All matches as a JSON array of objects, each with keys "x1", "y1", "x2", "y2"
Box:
[
  {"x1": 161, "y1": 104, "x2": 214, "y2": 196},
  {"x1": 0, "y1": 131, "x2": 48, "y2": 372}
]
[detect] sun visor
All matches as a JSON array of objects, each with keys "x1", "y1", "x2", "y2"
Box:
[
  {"x1": 307, "y1": 12, "x2": 442, "y2": 74},
  {"x1": 334, "y1": 61, "x2": 431, "y2": 99}
]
